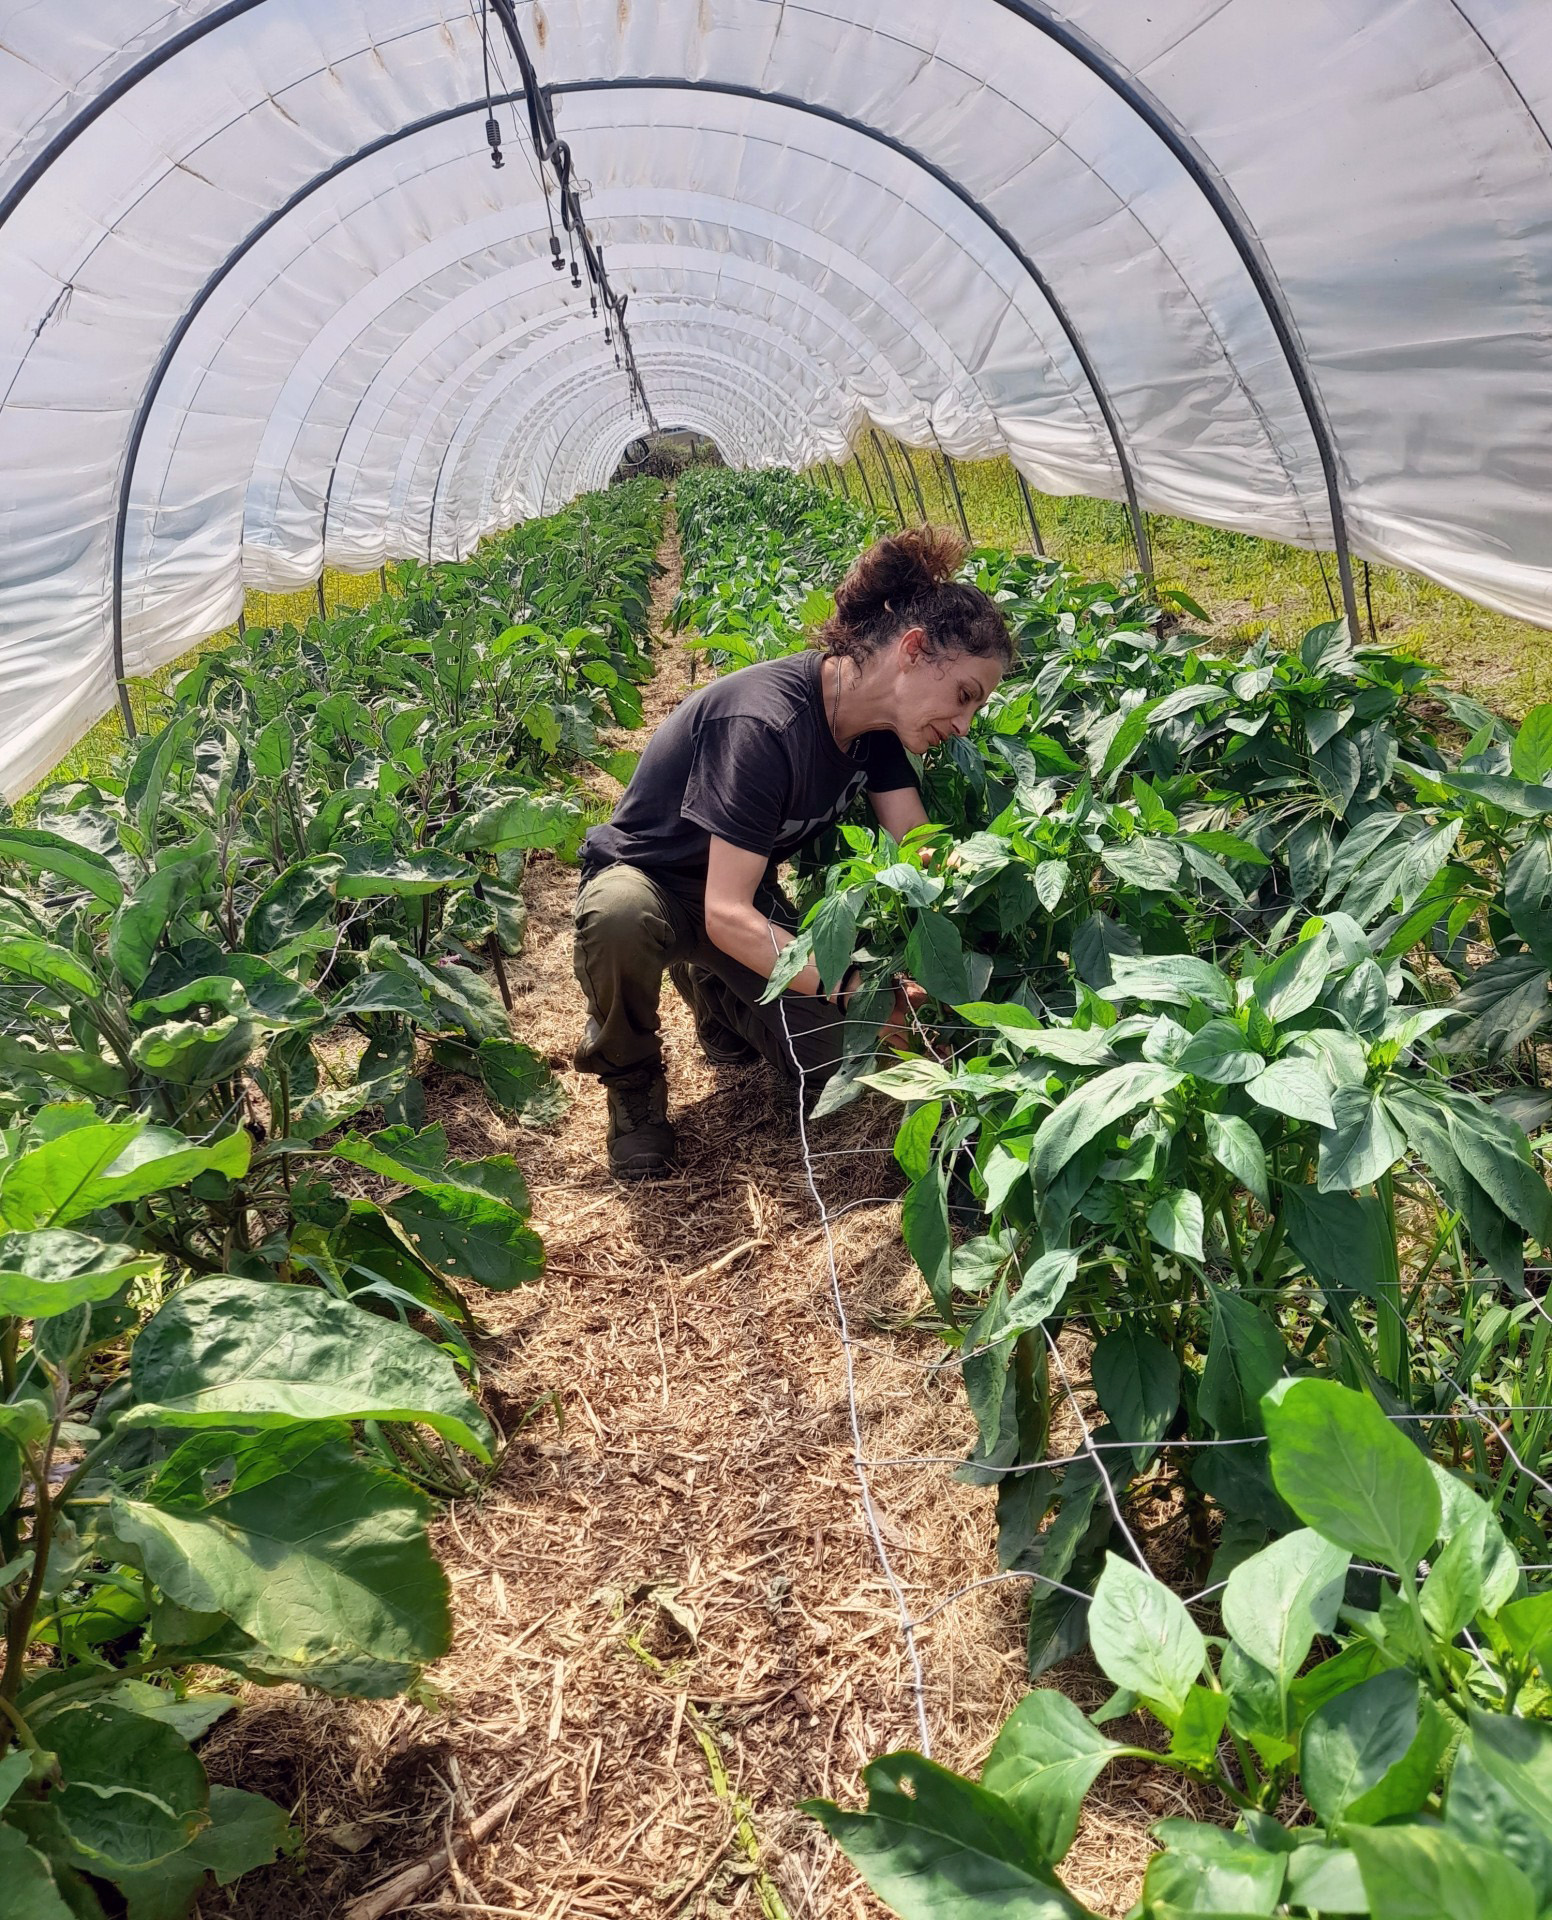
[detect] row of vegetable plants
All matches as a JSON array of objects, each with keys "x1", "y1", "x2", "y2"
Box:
[
  {"x1": 0, "y1": 478, "x2": 664, "y2": 1915},
  {"x1": 676, "y1": 465, "x2": 1552, "y2": 1916}
]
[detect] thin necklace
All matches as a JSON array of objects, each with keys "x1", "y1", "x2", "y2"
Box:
[{"x1": 828, "y1": 655, "x2": 860, "y2": 756}]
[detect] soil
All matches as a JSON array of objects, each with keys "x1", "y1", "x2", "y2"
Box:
[{"x1": 210, "y1": 508, "x2": 1160, "y2": 1920}]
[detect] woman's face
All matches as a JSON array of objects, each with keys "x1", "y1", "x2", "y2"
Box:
[{"x1": 889, "y1": 629, "x2": 1004, "y2": 755}]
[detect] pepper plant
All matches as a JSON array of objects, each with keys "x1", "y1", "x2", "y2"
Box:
[{"x1": 811, "y1": 1376, "x2": 1552, "y2": 1920}]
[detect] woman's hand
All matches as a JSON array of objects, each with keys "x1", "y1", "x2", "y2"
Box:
[{"x1": 879, "y1": 977, "x2": 929, "y2": 1051}]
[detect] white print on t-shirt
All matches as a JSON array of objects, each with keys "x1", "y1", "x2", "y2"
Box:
[{"x1": 776, "y1": 771, "x2": 867, "y2": 847}]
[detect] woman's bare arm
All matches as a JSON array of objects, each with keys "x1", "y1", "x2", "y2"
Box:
[
  {"x1": 703, "y1": 837, "x2": 824, "y2": 995},
  {"x1": 869, "y1": 784, "x2": 930, "y2": 842}
]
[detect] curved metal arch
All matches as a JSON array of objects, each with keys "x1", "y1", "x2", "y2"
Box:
[
  {"x1": 585, "y1": 409, "x2": 733, "y2": 495},
  {"x1": 480, "y1": 355, "x2": 781, "y2": 527},
  {"x1": 339, "y1": 234, "x2": 939, "y2": 542},
  {"x1": 20, "y1": 0, "x2": 1517, "y2": 637},
  {"x1": 202, "y1": 129, "x2": 1101, "y2": 591},
  {"x1": 476, "y1": 371, "x2": 763, "y2": 535},
  {"x1": 396, "y1": 314, "x2": 819, "y2": 559},
  {"x1": 539, "y1": 356, "x2": 814, "y2": 513},
  {"x1": 263, "y1": 227, "x2": 944, "y2": 579},
  {"x1": 0, "y1": 0, "x2": 269, "y2": 236},
  {"x1": 489, "y1": 349, "x2": 804, "y2": 488},
  {"x1": 110, "y1": 86, "x2": 525, "y2": 730},
  {"x1": 554, "y1": 77, "x2": 1148, "y2": 569},
  {"x1": 111, "y1": 72, "x2": 1165, "y2": 727},
  {"x1": 991, "y1": 0, "x2": 1358, "y2": 635},
  {"x1": 477, "y1": 348, "x2": 802, "y2": 532},
  {"x1": 419, "y1": 307, "x2": 856, "y2": 556},
  {"x1": 311, "y1": 232, "x2": 939, "y2": 572},
  {"x1": 451, "y1": 353, "x2": 777, "y2": 543}
]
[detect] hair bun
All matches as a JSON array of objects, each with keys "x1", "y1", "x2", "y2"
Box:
[{"x1": 833, "y1": 526, "x2": 967, "y2": 626}]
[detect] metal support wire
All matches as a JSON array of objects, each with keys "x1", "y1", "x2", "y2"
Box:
[
  {"x1": 929, "y1": 426, "x2": 973, "y2": 544},
  {"x1": 898, "y1": 442, "x2": 930, "y2": 523},
  {"x1": 869, "y1": 429, "x2": 908, "y2": 528},
  {"x1": 835, "y1": 460, "x2": 852, "y2": 502},
  {"x1": 852, "y1": 452, "x2": 878, "y2": 513},
  {"x1": 1014, "y1": 468, "x2": 1047, "y2": 556}
]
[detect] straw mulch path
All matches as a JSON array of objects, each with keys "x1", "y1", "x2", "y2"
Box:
[{"x1": 211, "y1": 508, "x2": 1159, "y2": 1918}]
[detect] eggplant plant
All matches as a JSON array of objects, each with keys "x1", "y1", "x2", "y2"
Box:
[
  {"x1": 810, "y1": 1377, "x2": 1552, "y2": 1920},
  {"x1": 0, "y1": 1112, "x2": 494, "y2": 1916}
]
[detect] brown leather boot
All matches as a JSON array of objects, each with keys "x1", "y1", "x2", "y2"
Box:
[{"x1": 605, "y1": 1068, "x2": 676, "y2": 1179}]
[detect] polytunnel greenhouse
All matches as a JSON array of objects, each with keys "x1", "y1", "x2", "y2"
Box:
[{"x1": 2, "y1": 4, "x2": 1552, "y2": 1916}]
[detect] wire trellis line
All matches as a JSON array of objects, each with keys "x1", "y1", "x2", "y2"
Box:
[{"x1": 777, "y1": 960, "x2": 934, "y2": 1756}]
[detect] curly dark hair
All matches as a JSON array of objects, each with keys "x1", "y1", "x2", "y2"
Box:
[{"x1": 815, "y1": 525, "x2": 1012, "y2": 670}]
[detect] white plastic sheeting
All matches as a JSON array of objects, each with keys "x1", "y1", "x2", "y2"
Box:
[{"x1": 1, "y1": 0, "x2": 1549, "y2": 795}]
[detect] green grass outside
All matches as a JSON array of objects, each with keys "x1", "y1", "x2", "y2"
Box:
[{"x1": 838, "y1": 441, "x2": 1551, "y2": 721}]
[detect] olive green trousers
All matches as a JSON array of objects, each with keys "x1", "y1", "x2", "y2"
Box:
[{"x1": 572, "y1": 862, "x2": 844, "y2": 1085}]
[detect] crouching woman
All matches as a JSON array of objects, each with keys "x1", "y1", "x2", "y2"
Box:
[{"x1": 572, "y1": 525, "x2": 1012, "y2": 1178}]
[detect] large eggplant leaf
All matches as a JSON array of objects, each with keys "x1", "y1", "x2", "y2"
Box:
[
  {"x1": 0, "y1": 1823, "x2": 79, "y2": 1919},
  {"x1": 0, "y1": 1230, "x2": 158, "y2": 1317},
  {"x1": 113, "y1": 1427, "x2": 451, "y2": 1698},
  {"x1": 438, "y1": 792, "x2": 578, "y2": 853},
  {"x1": 242, "y1": 854, "x2": 344, "y2": 951},
  {"x1": 112, "y1": 1786, "x2": 293, "y2": 1920},
  {"x1": 124, "y1": 1275, "x2": 493, "y2": 1457},
  {"x1": 333, "y1": 845, "x2": 471, "y2": 899},
  {"x1": 0, "y1": 938, "x2": 99, "y2": 999},
  {"x1": 0, "y1": 828, "x2": 123, "y2": 908},
  {"x1": 44, "y1": 1702, "x2": 208, "y2": 1871},
  {"x1": 0, "y1": 1123, "x2": 250, "y2": 1230}
]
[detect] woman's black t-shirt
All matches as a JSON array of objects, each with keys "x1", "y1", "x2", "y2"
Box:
[{"x1": 580, "y1": 651, "x2": 917, "y2": 888}]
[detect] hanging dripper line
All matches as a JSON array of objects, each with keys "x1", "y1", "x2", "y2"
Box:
[{"x1": 486, "y1": 0, "x2": 656, "y2": 430}]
